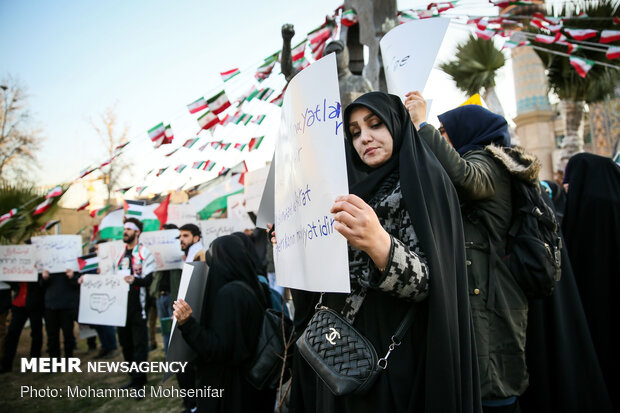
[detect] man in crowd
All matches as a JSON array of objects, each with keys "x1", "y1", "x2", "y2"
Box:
[
  {"x1": 178, "y1": 224, "x2": 205, "y2": 262},
  {"x1": 116, "y1": 218, "x2": 156, "y2": 395}
]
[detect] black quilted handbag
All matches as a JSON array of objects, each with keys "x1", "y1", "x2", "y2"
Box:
[{"x1": 296, "y1": 296, "x2": 416, "y2": 396}]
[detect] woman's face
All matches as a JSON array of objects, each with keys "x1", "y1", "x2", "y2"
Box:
[{"x1": 348, "y1": 106, "x2": 393, "y2": 168}]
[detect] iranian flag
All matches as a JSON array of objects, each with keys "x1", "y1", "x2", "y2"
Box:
[
  {"x1": 148, "y1": 122, "x2": 166, "y2": 142},
  {"x1": 252, "y1": 114, "x2": 266, "y2": 125},
  {"x1": 248, "y1": 136, "x2": 265, "y2": 151},
  {"x1": 341, "y1": 9, "x2": 359, "y2": 26},
  {"x1": 564, "y1": 28, "x2": 598, "y2": 41},
  {"x1": 207, "y1": 90, "x2": 231, "y2": 115},
  {"x1": 475, "y1": 29, "x2": 495, "y2": 40},
  {"x1": 156, "y1": 168, "x2": 168, "y2": 177},
  {"x1": 308, "y1": 26, "x2": 332, "y2": 45},
  {"x1": 89, "y1": 205, "x2": 112, "y2": 218},
  {"x1": 187, "y1": 97, "x2": 208, "y2": 114},
  {"x1": 255, "y1": 55, "x2": 277, "y2": 81},
  {"x1": 100, "y1": 157, "x2": 115, "y2": 168},
  {"x1": 311, "y1": 41, "x2": 327, "y2": 60},
  {"x1": 292, "y1": 39, "x2": 307, "y2": 61},
  {"x1": 98, "y1": 208, "x2": 124, "y2": 240},
  {"x1": 165, "y1": 148, "x2": 179, "y2": 157},
  {"x1": 77, "y1": 253, "x2": 98, "y2": 272},
  {"x1": 192, "y1": 161, "x2": 205, "y2": 170},
  {"x1": 427, "y1": 2, "x2": 455, "y2": 13},
  {"x1": 163, "y1": 124, "x2": 174, "y2": 144},
  {"x1": 175, "y1": 164, "x2": 187, "y2": 173},
  {"x1": 198, "y1": 143, "x2": 209, "y2": 152},
  {"x1": 234, "y1": 143, "x2": 247, "y2": 151},
  {"x1": 600, "y1": 30, "x2": 620, "y2": 43},
  {"x1": 79, "y1": 167, "x2": 95, "y2": 179},
  {"x1": 606, "y1": 46, "x2": 620, "y2": 60},
  {"x1": 203, "y1": 160, "x2": 216, "y2": 171},
  {"x1": 257, "y1": 88, "x2": 274, "y2": 101},
  {"x1": 197, "y1": 110, "x2": 219, "y2": 131},
  {"x1": 124, "y1": 200, "x2": 145, "y2": 218},
  {"x1": 503, "y1": 40, "x2": 529, "y2": 49},
  {"x1": 76, "y1": 201, "x2": 90, "y2": 211},
  {"x1": 569, "y1": 56, "x2": 595, "y2": 78},
  {"x1": 220, "y1": 68, "x2": 240, "y2": 82},
  {"x1": 33, "y1": 198, "x2": 53, "y2": 215},
  {"x1": 221, "y1": 143, "x2": 232, "y2": 151},
  {"x1": 183, "y1": 138, "x2": 200, "y2": 149},
  {"x1": 270, "y1": 91, "x2": 284, "y2": 106},
  {"x1": 219, "y1": 114, "x2": 231, "y2": 126},
  {"x1": 293, "y1": 57, "x2": 310, "y2": 71},
  {"x1": 39, "y1": 219, "x2": 60, "y2": 231},
  {"x1": 535, "y1": 33, "x2": 562, "y2": 44},
  {"x1": 0, "y1": 208, "x2": 18, "y2": 226},
  {"x1": 398, "y1": 11, "x2": 418, "y2": 24},
  {"x1": 46, "y1": 185, "x2": 63, "y2": 199}
]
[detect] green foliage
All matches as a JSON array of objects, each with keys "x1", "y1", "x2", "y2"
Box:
[
  {"x1": 532, "y1": 0, "x2": 620, "y2": 103},
  {"x1": 439, "y1": 35, "x2": 506, "y2": 96},
  {"x1": 0, "y1": 183, "x2": 63, "y2": 244}
]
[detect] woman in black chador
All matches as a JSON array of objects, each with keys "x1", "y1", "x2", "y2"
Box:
[
  {"x1": 173, "y1": 235, "x2": 275, "y2": 413},
  {"x1": 561, "y1": 152, "x2": 620, "y2": 412},
  {"x1": 292, "y1": 92, "x2": 481, "y2": 412}
]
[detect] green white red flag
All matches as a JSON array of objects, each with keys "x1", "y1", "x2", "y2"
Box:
[
  {"x1": 600, "y1": 30, "x2": 620, "y2": 43},
  {"x1": 175, "y1": 164, "x2": 187, "y2": 173},
  {"x1": 257, "y1": 88, "x2": 274, "y2": 101},
  {"x1": 46, "y1": 185, "x2": 63, "y2": 199},
  {"x1": 502, "y1": 40, "x2": 530, "y2": 49},
  {"x1": 220, "y1": 68, "x2": 240, "y2": 82},
  {"x1": 183, "y1": 138, "x2": 200, "y2": 149},
  {"x1": 187, "y1": 97, "x2": 208, "y2": 114},
  {"x1": 292, "y1": 39, "x2": 307, "y2": 61},
  {"x1": 100, "y1": 157, "x2": 115, "y2": 168},
  {"x1": 207, "y1": 90, "x2": 231, "y2": 115},
  {"x1": 252, "y1": 114, "x2": 266, "y2": 125},
  {"x1": 234, "y1": 143, "x2": 247, "y2": 151},
  {"x1": 33, "y1": 198, "x2": 53, "y2": 215},
  {"x1": 427, "y1": 2, "x2": 456, "y2": 13},
  {"x1": 564, "y1": 28, "x2": 598, "y2": 41},
  {"x1": 255, "y1": 55, "x2": 277, "y2": 81},
  {"x1": 148, "y1": 122, "x2": 166, "y2": 142},
  {"x1": 163, "y1": 124, "x2": 174, "y2": 145},
  {"x1": 0, "y1": 208, "x2": 18, "y2": 226},
  {"x1": 341, "y1": 9, "x2": 358, "y2": 26},
  {"x1": 197, "y1": 110, "x2": 219, "y2": 131},
  {"x1": 203, "y1": 160, "x2": 216, "y2": 171},
  {"x1": 569, "y1": 56, "x2": 594, "y2": 78},
  {"x1": 606, "y1": 46, "x2": 620, "y2": 60},
  {"x1": 76, "y1": 201, "x2": 90, "y2": 211},
  {"x1": 156, "y1": 167, "x2": 168, "y2": 177},
  {"x1": 39, "y1": 219, "x2": 60, "y2": 232},
  {"x1": 90, "y1": 205, "x2": 112, "y2": 218},
  {"x1": 248, "y1": 136, "x2": 265, "y2": 151}
]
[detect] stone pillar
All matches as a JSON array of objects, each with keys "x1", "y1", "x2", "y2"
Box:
[{"x1": 511, "y1": 46, "x2": 557, "y2": 180}]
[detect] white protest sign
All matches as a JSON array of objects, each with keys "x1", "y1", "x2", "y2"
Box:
[
  {"x1": 274, "y1": 53, "x2": 350, "y2": 293},
  {"x1": 97, "y1": 240, "x2": 125, "y2": 275},
  {"x1": 0, "y1": 245, "x2": 37, "y2": 282},
  {"x1": 31, "y1": 235, "x2": 82, "y2": 273},
  {"x1": 169, "y1": 263, "x2": 195, "y2": 346},
  {"x1": 167, "y1": 203, "x2": 199, "y2": 227},
  {"x1": 380, "y1": 18, "x2": 450, "y2": 100},
  {"x1": 199, "y1": 217, "x2": 255, "y2": 248},
  {"x1": 78, "y1": 273, "x2": 128, "y2": 327},
  {"x1": 256, "y1": 156, "x2": 275, "y2": 229},
  {"x1": 226, "y1": 193, "x2": 246, "y2": 220},
  {"x1": 139, "y1": 229, "x2": 184, "y2": 271},
  {"x1": 244, "y1": 166, "x2": 270, "y2": 212}
]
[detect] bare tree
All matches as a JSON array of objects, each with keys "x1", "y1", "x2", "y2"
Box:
[
  {"x1": 90, "y1": 105, "x2": 131, "y2": 204},
  {"x1": 0, "y1": 76, "x2": 43, "y2": 182}
]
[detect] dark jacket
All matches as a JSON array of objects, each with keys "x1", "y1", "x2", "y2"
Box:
[
  {"x1": 41, "y1": 272, "x2": 80, "y2": 310},
  {"x1": 150, "y1": 269, "x2": 182, "y2": 300},
  {"x1": 420, "y1": 124, "x2": 539, "y2": 399}
]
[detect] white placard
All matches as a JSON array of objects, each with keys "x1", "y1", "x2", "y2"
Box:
[
  {"x1": 226, "y1": 193, "x2": 246, "y2": 219},
  {"x1": 274, "y1": 53, "x2": 350, "y2": 293},
  {"x1": 380, "y1": 18, "x2": 451, "y2": 100},
  {"x1": 169, "y1": 263, "x2": 195, "y2": 346},
  {"x1": 244, "y1": 166, "x2": 270, "y2": 212},
  {"x1": 167, "y1": 203, "x2": 199, "y2": 227},
  {"x1": 256, "y1": 156, "x2": 275, "y2": 229},
  {"x1": 97, "y1": 240, "x2": 125, "y2": 275},
  {"x1": 78, "y1": 273, "x2": 128, "y2": 327},
  {"x1": 32, "y1": 235, "x2": 82, "y2": 273},
  {"x1": 139, "y1": 229, "x2": 183, "y2": 271},
  {"x1": 199, "y1": 217, "x2": 255, "y2": 248},
  {"x1": 0, "y1": 245, "x2": 37, "y2": 282}
]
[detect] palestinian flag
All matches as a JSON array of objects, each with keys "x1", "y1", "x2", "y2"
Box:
[
  {"x1": 218, "y1": 166, "x2": 230, "y2": 176},
  {"x1": 187, "y1": 97, "x2": 208, "y2": 114},
  {"x1": 564, "y1": 28, "x2": 598, "y2": 41},
  {"x1": 156, "y1": 167, "x2": 168, "y2": 177},
  {"x1": 153, "y1": 194, "x2": 170, "y2": 229},
  {"x1": 203, "y1": 160, "x2": 216, "y2": 171},
  {"x1": 191, "y1": 176, "x2": 245, "y2": 220},
  {"x1": 207, "y1": 90, "x2": 231, "y2": 115},
  {"x1": 163, "y1": 124, "x2": 174, "y2": 144},
  {"x1": 600, "y1": 30, "x2": 620, "y2": 43},
  {"x1": 77, "y1": 253, "x2": 98, "y2": 273},
  {"x1": 502, "y1": 40, "x2": 529, "y2": 49},
  {"x1": 197, "y1": 110, "x2": 219, "y2": 131},
  {"x1": 39, "y1": 219, "x2": 60, "y2": 232},
  {"x1": 234, "y1": 143, "x2": 247, "y2": 151},
  {"x1": 175, "y1": 164, "x2": 187, "y2": 173},
  {"x1": 252, "y1": 114, "x2": 266, "y2": 125},
  {"x1": 46, "y1": 185, "x2": 63, "y2": 199},
  {"x1": 427, "y1": 2, "x2": 455, "y2": 13},
  {"x1": 606, "y1": 46, "x2": 620, "y2": 60},
  {"x1": 569, "y1": 56, "x2": 595, "y2": 78},
  {"x1": 291, "y1": 39, "x2": 307, "y2": 61},
  {"x1": 255, "y1": 55, "x2": 277, "y2": 81},
  {"x1": 183, "y1": 138, "x2": 200, "y2": 149},
  {"x1": 148, "y1": 122, "x2": 166, "y2": 142},
  {"x1": 98, "y1": 208, "x2": 123, "y2": 240},
  {"x1": 90, "y1": 205, "x2": 112, "y2": 218},
  {"x1": 475, "y1": 29, "x2": 495, "y2": 40},
  {"x1": 0, "y1": 208, "x2": 18, "y2": 226},
  {"x1": 220, "y1": 68, "x2": 240, "y2": 82},
  {"x1": 76, "y1": 201, "x2": 90, "y2": 211},
  {"x1": 341, "y1": 9, "x2": 358, "y2": 26},
  {"x1": 248, "y1": 136, "x2": 265, "y2": 151},
  {"x1": 124, "y1": 200, "x2": 145, "y2": 217}
]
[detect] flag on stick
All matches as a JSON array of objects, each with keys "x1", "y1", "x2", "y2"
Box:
[
  {"x1": 207, "y1": 90, "x2": 231, "y2": 115},
  {"x1": 187, "y1": 97, "x2": 208, "y2": 114},
  {"x1": 77, "y1": 252, "x2": 98, "y2": 273},
  {"x1": 220, "y1": 68, "x2": 240, "y2": 82},
  {"x1": 124, "y1": 200, "x2": 145, "y2": 218}
]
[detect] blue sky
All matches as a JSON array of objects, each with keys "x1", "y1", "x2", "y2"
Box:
[{"x1": 0, "y1": 0, "x2": 513, "y2": 192}]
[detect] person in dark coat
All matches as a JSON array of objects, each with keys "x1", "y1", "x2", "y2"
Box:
[
  {"x1": 561, "y1": 152, "x2": 620, "y2": 411},
  {"x1": 173, "y1": 235, "x2": 275, "y2": 413},
  {"x1": 289, "y1": 92, "x2": 480, "y2": 413},
  {"x1": 41, "y1": 269, "x2": 80, "y2": 358}
]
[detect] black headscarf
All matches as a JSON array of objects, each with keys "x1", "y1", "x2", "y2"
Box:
[
  {"x1": 561, "y1": 152, "x2": 620, "y2": 411},
  {"x1": 231, "y1": 232, "x2": 264, "y2": 274},
  {"x1": 343, "y1": 92, "x2": 481, "y2": 412},
  {"x1": 204, "y1": 235, "x2": 268, "y2": 316},
  {"x1": 437, "y1": 105, "x2": 510, "y2": 155}
]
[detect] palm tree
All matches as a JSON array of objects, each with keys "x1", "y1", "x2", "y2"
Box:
[
  {"x1": 531, "y1": 0, "x2": 619, "y2": 167},
  {"x1": 439, "y1": 35, "x2": 507, "y2": 116}
]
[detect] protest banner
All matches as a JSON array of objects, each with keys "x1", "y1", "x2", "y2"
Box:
[
  {"x1": 274, "y1": 53, "x2": 350, "y2": 292},
  {"x1": 31, "y1": 235, "x2": 82, "y2": 273},
  {"x1": 78, "y1": 273, "x2": 129, "y2": 327},
  {"x1": 139, "y1": 229, "x2": 184, "y2": 271},
  {"x1": 97, "y1": 240, "x2": 125, "y2": 274},
  {"x1": 243, "y1": 165, "x2": 270, "y2": 212},
  {"x1": 380, "y1": 18, "x2": 451, "y2": 100},
  {"x1": 0, "y1": 245, "x2": 37, "y2": 282},
  {"x1": 226, "y1": 193, "x2": 246, "y2": 220},
  {"x1": 167, "y1": 203, "x2": 199, "y2": 227},
  {"x1": 199, "y1": 217, "x2": 255, "y2": 248}
]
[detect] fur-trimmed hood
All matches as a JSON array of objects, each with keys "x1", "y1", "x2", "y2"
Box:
[{"x1": 485, "y1": 144, "x2": 541, "y2": 184}]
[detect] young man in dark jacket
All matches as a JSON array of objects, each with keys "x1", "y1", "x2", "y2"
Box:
[{"x1": 41, "y1": 269, "x2": 80, "y2": 358}]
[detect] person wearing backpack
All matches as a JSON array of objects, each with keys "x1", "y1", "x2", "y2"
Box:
[{"x1": 406, "y1": 92, "x2": 538, "y2": 412}]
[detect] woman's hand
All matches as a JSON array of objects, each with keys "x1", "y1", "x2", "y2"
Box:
[
  {"x1": 331, "y1": 194, "x2": 391, "y2": 270},
  {"x1": 66, "y1": 269, "x2": 74, "y2": 279},
  {"x1": 42, "y1": 270, "x2": 50, "y2": 280},
  {"x1": 173, "y1": 298, "x2": 193, "y2": 326},
  {"x1": 404, "y1": 91, "x2": 427, "y2": 130},
  {"x1": 78, "y1": 275, "x2": 84, "y2": 285},
  {"x1": 267, "y1": 223, "x2": 277, "y2": 245}
]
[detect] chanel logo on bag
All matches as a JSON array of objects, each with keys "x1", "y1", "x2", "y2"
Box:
[{"x1": 325, "y1": 328, "x2": 341, "y2": 345}]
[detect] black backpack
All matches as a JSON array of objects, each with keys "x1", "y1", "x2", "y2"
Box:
[{"x1": 503, "y1": 176, "x2": 562, "y2": 298}]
